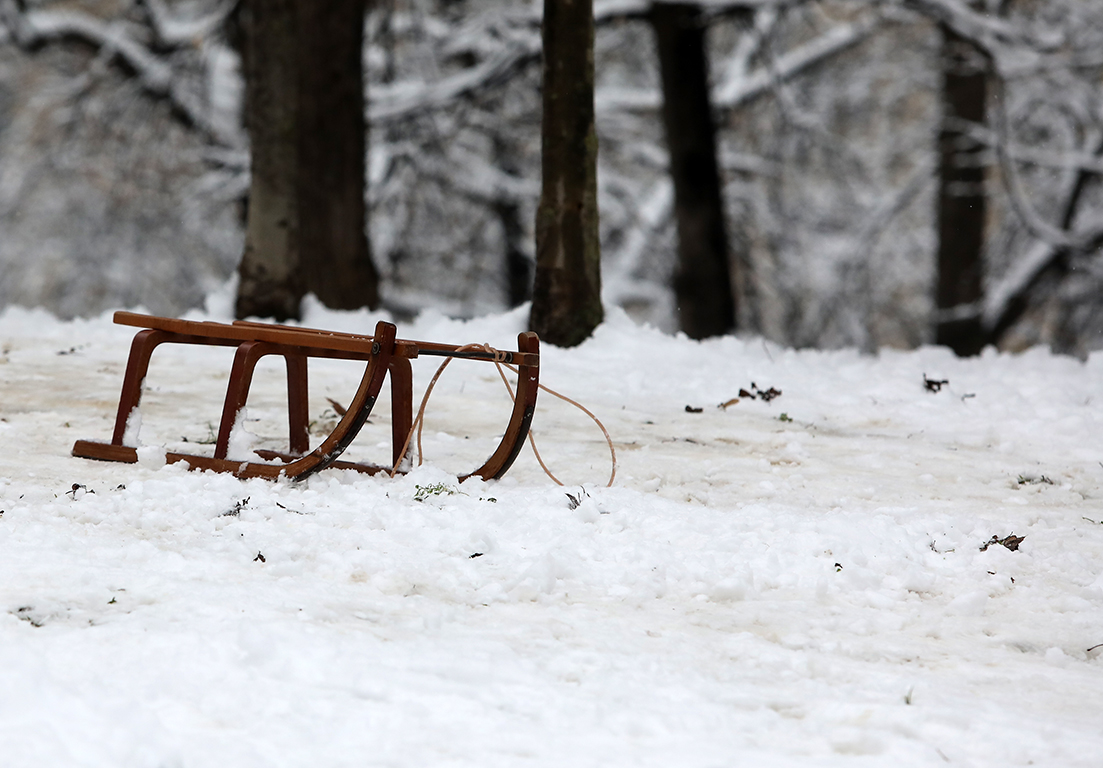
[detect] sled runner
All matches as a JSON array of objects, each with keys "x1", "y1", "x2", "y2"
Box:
[{"x1": 72, "y1": 312, "x2": 540, "y2": 481}]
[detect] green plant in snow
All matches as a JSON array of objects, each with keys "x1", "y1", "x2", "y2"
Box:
[{"x1": 414, "y1": 483, "x2": 460, "y2": 502}]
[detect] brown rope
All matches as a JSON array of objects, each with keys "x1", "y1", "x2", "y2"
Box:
[{"x1": 390, "y1": 343, "x2": 617, "y2": 487}]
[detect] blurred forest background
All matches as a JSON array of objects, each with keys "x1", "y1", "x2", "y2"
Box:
[{"x1": 1, "y1": 0, "x2": 1102, "y2": 355}]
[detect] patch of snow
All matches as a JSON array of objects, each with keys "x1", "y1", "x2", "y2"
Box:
[
  {"x1": 121, "y1": 407, "x2": 142, "y2": 448},
  {"x1": 0, "y1": 304, "x2": 1101, "y2": 766},
  {"x1": 135, "y1": 445, "x2": 166, "y2": 470},
  {"x1": 225, "y1": 407, "x2": 257, "y2": 462}
]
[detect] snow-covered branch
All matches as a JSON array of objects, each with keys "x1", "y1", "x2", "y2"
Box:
[
  {"x1": 946, "y1": 118, "x2": 1103, "y2": 175},
  {"x1": 593, "y1": 0, "x2": 800, "y2": 20},
  {"x1": 6, "y1": 6, "x2": 172, "y2": 92},
  {"x1": 377, "y1": 0, "x2": 811, "y2": 124},
  {"x1": 1, "y1": 2, "x2": 241, "y2": 148},
  {"x1": 370, "y1": 40, "x2": 540, "y2": 124},
  {"x1": 595, "y1": 12, "x2": 879, "y2": 114},
  {"x1": 982, "y1": 240, "x2": 1054, "y2": 331},
  {"x1": 897, "y1": 0, "x2": 1066, "y2": 75},
  {"x1": 141, "y1": 0, "x2": 235, "y2": 48},
  {"x1": 983, "y1": 123, "x2": 1103, "y2": 339},
  {"x1": 899, "y1": 0, "x2": 1031, "y2": 48},
  {"x1": 716, "y1": 4, "x2": 779, "y2": 94},
  {"x1": 989, "y1": 79, "x2": 1100, "y2": 253},
  {"x1": 855, "y1": 160, "x2": 935, "y2": 250},
  {"x1": 715, "y1": 13, "x2": 879, "y2": 110},
  {"x1": 421, "y1": 145, "x2": 539, "y2": 207}
]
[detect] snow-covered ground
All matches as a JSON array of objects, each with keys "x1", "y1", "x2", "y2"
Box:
[{"x1": 1, "y1": 299, "x2": 1102, "y2": 767}]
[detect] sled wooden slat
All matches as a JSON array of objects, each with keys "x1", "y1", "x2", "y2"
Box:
[
  {"x1": 73, "y1": 312, "x2": 539, "y2": 482},
  {"x1": 112, "y1": 312, "x2": 540, "y2": 366}
]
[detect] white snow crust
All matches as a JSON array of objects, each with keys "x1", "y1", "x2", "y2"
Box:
[{"x1": 1, "y1": 302, "x2": 1102, "y2": 767}]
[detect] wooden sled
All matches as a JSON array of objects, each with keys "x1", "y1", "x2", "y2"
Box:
[{"x1": 72, "y1": 312, "x2": 540, "y2": 482}]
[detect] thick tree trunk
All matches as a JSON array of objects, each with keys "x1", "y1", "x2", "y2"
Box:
[
  {"x1": 236, "y1": 0, "x2": 302, "y2": 320},
  {"x1": 529, "y1": 0, "x2": 603, "y2": 347},
  {"x1": 651, "y1": 2, "x2": 735, "y2": 340},
  {"x1": 934, "y1": 24, "x2": 987, "y2": 356},
  {"x1": 236, "y1": 0, "x2": 378, "y2": 321},
  {"x1": 298, "y1": 0, "x2": 378, "y2": 310}
]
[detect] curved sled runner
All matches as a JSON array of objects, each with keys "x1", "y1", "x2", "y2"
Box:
[{"x1": 72, "y1": 312, "x2": 540, "y2": 481}]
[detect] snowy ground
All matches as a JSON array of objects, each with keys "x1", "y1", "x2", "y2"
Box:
[{"x1": 1, "y1": 299, "x2": 1102, "y2": 767}]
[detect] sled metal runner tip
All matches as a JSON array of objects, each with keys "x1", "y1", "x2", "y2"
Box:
[{"x1": 72, "y1": 312, "x2": 540, "y2": 481}]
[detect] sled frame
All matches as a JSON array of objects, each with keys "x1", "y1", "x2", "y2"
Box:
[{"x1": 72, "y1": 312, "x2": 540, "y2": 481}]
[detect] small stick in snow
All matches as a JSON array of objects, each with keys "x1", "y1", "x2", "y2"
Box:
[{"x1": 923, "y1": 375, "x2": 949, "y2": 393}]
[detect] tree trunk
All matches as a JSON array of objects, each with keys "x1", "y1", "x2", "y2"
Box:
[
  {"x1": 236, "y1": 0, "x2": 301, "y2": 320},
  {"x1": 934, "y1": 24, "x2": 987, "y2": 356},
  {"x1": 236, "y1": 0, "x2": 378, "y2": 321},
  {"x1": 529, "y1": 0, "x2": 603, "y2": 347},
  {"x1": 651, "y1": 2, "x2": 735, "y2": 340}
]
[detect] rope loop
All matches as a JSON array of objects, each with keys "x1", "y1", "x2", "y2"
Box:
[{"x1": 389, "y1": 343, "x2": 617, "y2": 487}]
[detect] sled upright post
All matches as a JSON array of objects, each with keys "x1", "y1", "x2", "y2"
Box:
[{"x1": 72, "y1": 312, "x2": 539, "y2": 481}]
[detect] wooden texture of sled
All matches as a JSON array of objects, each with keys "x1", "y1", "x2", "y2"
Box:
[{"x1": 72, "y1": 312, "x2": 540, "y2": 481}]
